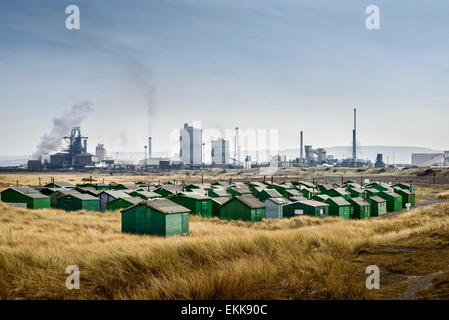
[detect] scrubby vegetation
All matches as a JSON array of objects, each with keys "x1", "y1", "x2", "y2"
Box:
[{"x1": 1, "y1": 200, "x2": 449, "y2": 299}]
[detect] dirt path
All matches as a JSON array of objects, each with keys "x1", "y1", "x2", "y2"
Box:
[{"x1": 399, "y1": 271, "x2": 445, "y2": 300}]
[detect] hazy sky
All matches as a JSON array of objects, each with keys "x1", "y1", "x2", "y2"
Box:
[{"x1": 1, "y1": 0, "x2": 449, "y2": 157}]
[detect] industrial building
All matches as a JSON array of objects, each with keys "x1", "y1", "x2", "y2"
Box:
[
  {"x1": 95, "y1": 144, "x2": 107, "y2": 162},
  {"x1": 211, "y1": 138, "x2": 230, "y2": 166},
  {"x1": 412, "y1": 152, "x2": 449, "y2": 167},
  {"x1": 180, "y1": 123, "x2": 202, "y2": 166}
]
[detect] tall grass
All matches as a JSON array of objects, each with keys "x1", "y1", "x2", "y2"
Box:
[{"x1": 1, "y1": 202, "x2": 449, "y2": 299}]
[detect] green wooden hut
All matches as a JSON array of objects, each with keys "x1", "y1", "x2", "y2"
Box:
[
  {"x1": 325, "y1": 197, "x2": 351, "y2": 219},
  {"x1": 318, "y1": 184, "x2": 333, "y2": 194},
  {"x1": 348, "y1": 187, "x2": 365, "y2": 199},
  {"x1": 366, "y1": 182, "x2": 392, "y2": 192},
  {"x1": 283, "y1": 200, "x2": 329, "y2": 218},
  {"x1": 378, "y1": 191, "x2": 403, "y2": 212},
  {"x1": 45, "y1": 181, "x2": 75, "y2": 189},
  {"x1": 393, "y1": 187, "x2": 415, "y2": 208},
  {"x1": 324, "y1": 187, "x2": 351, "y2": 200},
  {"x1": 153, "y1": 185, "x2": 184, "y2": 198},
  {"x1": 0, "y1": 187, "x2": 50, "y2": 209},
  {"x1": 56, "y1": 192, "x2": 100, "y2": 211},
  {"x1": 393, "y1": 183, "x2": 415, "y2": 193},
  {"x1": 107, "y1": 197, "x2": 142, "y2": 211},
  {"x1": 207, "y1": 188, "x2": 231, "y2": 198},
  {"x1": 128, "y1": 190, "x2": 161, "y2": 200},
  {"x1": 256, "y1": 188, "x2": 283, "y2": 201},
  {"x1": 299, "y1": 187, "x2": 316, "y2": 199},
  {"x1": 211, "y1": 197, "x2": 229, "y2": 217},
  {"x1": 367, "y1": 196, "x2": 387, "y2": 217},
  {"x1": 348, "y1": 197, "x2": 371, "y2": 219},
  {"x1": 121, "y1": 199, "x2": 190, "y2": 236},
  {"x1": 365, "y1": 188, "x2": 381, "y2": 197},
  {"x1": 170, "y1": 193, "x2": 213, "y2": 218},
  {"x1": 219, "y1": 196, "x2": 266, "y2": 222},
  {"x1": 227, "y1": 186, "x2": 252, "y2": 197},
  {"x1": 314, "y1": 194, "x2": 330, "y2": 203}
]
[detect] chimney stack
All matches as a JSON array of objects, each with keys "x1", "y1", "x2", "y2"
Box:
[
  {"x1": 300, "y1": 131, "x2": 304, "y2": 161},
  {"x1": 148, "y1": 137, "x2": 152, "y2": 159},
  {"x1": 353, "y1": 108, "x2": 357, "y2": 165}
]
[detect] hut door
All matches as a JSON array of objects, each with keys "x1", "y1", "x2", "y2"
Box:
[{"x1": 201, "y1": 201, "x2": 208, "y2": 217}]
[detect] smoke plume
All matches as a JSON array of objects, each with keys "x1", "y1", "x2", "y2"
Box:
[{"x1": 32, "y1": 101, "x2": 93, "y2": 159}]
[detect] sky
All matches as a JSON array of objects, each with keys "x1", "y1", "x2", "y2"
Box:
[{"x1": 1, "y1": 0, "x2": 449, "y2": 158}]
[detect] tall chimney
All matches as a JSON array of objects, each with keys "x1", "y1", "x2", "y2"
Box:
[
  {"x1": 300, "y1": 131, "x2": 304, "y2": 161},
  {"x1": 353, "y1": 108, "x2": 357, "y2": 164},
  {"x1": 148, "y1": 137, "x2": 152, "y2": 159}
]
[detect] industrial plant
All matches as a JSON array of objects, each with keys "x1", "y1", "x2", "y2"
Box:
[{"x1": 21, "y1": 109, "x2": 449, "y2": 172}]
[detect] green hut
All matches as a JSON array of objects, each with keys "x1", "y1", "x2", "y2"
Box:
[
  {"x1": 393, "y1": 183, "x2": 415, "y2": 193},
  {"x1": 127, "y1": 190, "x2": 161, "y2": 200},
  {"x1": 378, "y1": 191, "x2": 403, "y2": 212},
  {"x1": 367, "y1": 196, "x2": 387, "y2": 217},
  {"x1": 365, "y1": 188, "x2": 381, "y2": 197},
  {"x1": 256, "y1": 188, "x2": 283, "y2": 201},
  {"x1": 314, "y1": 194, "x2": 330, "y2": 203},
  {"x1": 227, "y1": 186, "x2": 252, "y2": 197},
  {"x1": 318, "y1": 184, "x2": 333, "y2": 194},
  {"x1": 107, "y1": 197, "x2": 142, "y2": 211},
  {"x1": 348, "y1": 197, "x2": 371, "y2": 219},
  {"x1": 121, "y1": 199, "x2": 190, "y2": 236},
  {"x1": 366, "y1": 182, "x2": 392, "y2": 192},
  {"x1": 348, "y1": 187, "x2": 365, "y2": 199},
  {"x1": 56, "y1": 192, "x2": 100, "y2": 211},
  {"x1": 153, "y1": 185, "x2": 184, "y2": 198},
  {"x1": 219, "y1": 196, "x2": 266, "y2": 222},
  {"x1": 325, "y1": 197, "x2": 351, "y2": 219},
  {"x1": 393, "y1": 187, "x2": 415, "y2": 208},
  {"x1": 211, "y1": 197, "x2": 229, "y2": 217},
  {"x1": 283, "y1": 200, "x2": 329, "y2": 218},
  {"x1": 45, "y1": 181, "x2": 75, "y2": 189},
  {"x1": 207, "y1": 188, "x2": 231, "y2": 198},
  {"x1": 299, "y1": 187, "x2": 316, "y2": 199},
  {"x1": 0, "y1": 187, "x2": 50, "y2": 209},
  {"x1": 170, "y1": 193, "x2": 213, "y2": 217},
  {"x1": 271, "y1": 183, "x2": 297, "y2": 198},
  {"x1": 324, "y1": 187, "x2": 351, "y2": 200}
]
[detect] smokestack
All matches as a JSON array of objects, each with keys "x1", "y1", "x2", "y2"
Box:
[
  {"x1": 300, "y1": 131, "x2": 304, "y2": 161},
  {"x1": 148, "y1": 137, "x2": 152, "y2": 159},
  {"x1": 353, "y1": 108, "x2": 357, "y2": 164}
]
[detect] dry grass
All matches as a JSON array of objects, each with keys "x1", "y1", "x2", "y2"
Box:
[{"x1": 1, "y1": 200, "x2": 449, "y2": 300}]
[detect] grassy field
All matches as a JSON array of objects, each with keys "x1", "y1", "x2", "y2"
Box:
[{"x1": 1, "y1": 196, "x2": 449, "y2": 300}]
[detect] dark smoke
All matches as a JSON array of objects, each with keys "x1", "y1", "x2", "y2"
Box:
[
  {"x1": 127, "y1": 60, "x2": 155, "y2": 136},
  {"x1": 32, "y1": 101, "x2": 93, "y2": 159}
]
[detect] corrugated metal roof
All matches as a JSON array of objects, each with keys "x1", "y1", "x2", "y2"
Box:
[
  {"x1": 394, "y1": 187, "x2": 413, "y2": 195},
  {"x1": 146, "y1": 199, "x2": 190, "y2": 214},
  {"x1": 52, "y1": 182, "x2": 75, "y2": 188},
  {"x1": 101, "y1": 190, "x2": 130, "y2": 198},
  {"x1": 236, "y1": 195, "x2": 265, "y2": 208},
  {"x1": 315, "y1": 194, "x2": 330, "y2": 201},
  {"x1": 350, "y1": 197, "x2": 370, "y2": 206},
  {"x1": 132, "y1": 190, "x2": 160, "y2": 198},
  {"x1": 211, "y1": 197, "x2": 230, "y2": 205},
  {"x1": 211, "y1": 189, "x2": 231, "y2": 197},
  {"x1": 298, "y1": 200, "x2": 329, "y2": 207},
  {"x1": 63, "y1": 192, "x2": 99, "y2": 200},
  {"x1": 319, "y1": 184, "x2": 333, "y2": 191},
  {"x1": 285, "y1": 189, "x2": 302, "y2": 196},
  {"x1": 289, "y1": 196, "x2": 308, "y2": 202},
  {"x1": 120, "y1": 197, "x2": 143, "y2": 205},
  {"x1": 263, "y1": 189, "x2": 283, "y2": 198},
  {"x1": 327, "y1": 197, "x2": 350, "y2": 206},
  {"x1": 369, "y1": 196, "x2": 386, "y2": 203},
  {"x1": 230, "y1": 186, "x2": 252, "y2": 194},
  {"x1": 381, "y1": 191, "x2": 401, "y2": 198},
  {"x1": 175, "y1": 192, "x2": 211, "y2": 200},
  {"x1": 267, "y1": 197, "x2": 291, "y2": 205},
  {"x1": 332, "y1": 187, "x2": 350, "y2": 195}
]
